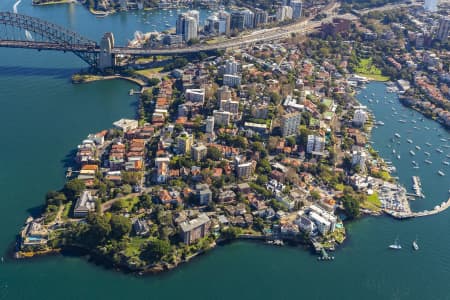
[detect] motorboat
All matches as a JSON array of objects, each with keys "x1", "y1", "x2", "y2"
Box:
[
  {"x1": 395, "y1": 133, "x2": 401, "y2": 138},
  {"x1": 438, "y1": 170, "x2": 445, "y2": 176},
  {"x1": 407, "y1": 139, "x2": 413, "y2": 144},
  {"x1": 412, "y1": 239, "x2": 419, "y2": 251},
  {"x1": 410, "y1": 150, "x2": 416, "y2": 156},
  {"x1": 389, "y1": 238, "x2": 402, "y2": 250},
  {"x1": 425, "y1": 160, "x2": 432, "y2": 164},
  {"x1": 436, "y1": 148, "x2": 444, "y2": 153}
]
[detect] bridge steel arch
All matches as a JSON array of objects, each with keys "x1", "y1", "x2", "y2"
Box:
[{"x1": 0, "y1": 12, "x2": 99, "y2": 67}]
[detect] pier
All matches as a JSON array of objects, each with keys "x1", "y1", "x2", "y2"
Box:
[
  {"x1": 385, "y1": 197, "x2": 450, "y2": 219},
  {"x1": 411, "y1": 176, "x2": 425, "y2": 198}
]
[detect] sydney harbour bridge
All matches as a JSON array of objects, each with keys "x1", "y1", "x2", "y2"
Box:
[{"x1": 0, "y1": 9, "x2": 329, "y2": 69}]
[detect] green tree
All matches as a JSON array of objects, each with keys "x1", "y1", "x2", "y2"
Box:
[
  {"x1": 82, "y1": 214, "x2": 111, "y2": 247},
  {"x1": 342, "y1": 194, "x2": 360, "y2": 219},
  {"x1": 63, "y1": 179, "x2": 85, "y2": 200},
  {"x1": 207, "y1": 146, "x2": 223, "y2": 161},
  {"x1": 141, "y1": 239, "x2": 171, "y2": 263},
  {"x1": 109, "y1": 215, "x2": 132, "y2": 240},
  {"x1": 221, "y1": 227, "x2": 241, "y2": 240}
]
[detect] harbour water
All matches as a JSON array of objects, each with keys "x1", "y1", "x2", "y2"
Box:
[{"x1": 0, "y1": 1, "x2": 450, "y2": 299}]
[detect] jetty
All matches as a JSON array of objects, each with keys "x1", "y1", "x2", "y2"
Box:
[
  {"x1": 385, "y1": 197, "x2": 450, "y2": 219},
  {"x1": 411, "y1": 176, "x2": 425, "y2": 198}
]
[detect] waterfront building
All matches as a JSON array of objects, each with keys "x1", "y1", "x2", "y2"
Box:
[
  {"x1": 73, "y1": 190, "x2": 96, "y2": 218},
  {"x1": 179, "y1": 213, "x2": 211, "y2": 245},
  {"x1": 230, "y1": 8, "x2": 254, "y2": 30},
  {"x1": 295, "y1": 215, "x2": 316, "y2": 234},
  {"x1": 353, "y1": 109, "x2": 368, "y2": 127},
  {"x1": 223, "y1": 74, "x2": 242, "y2": 87},
  {"x1": 276, "y1": 6, "x2": 293, "y2": 22},
  {"x1": 424, "y1": 0, "x2": 438, "y2": 12},
  {"x1": 219, "y1": 10, "x2": 231, "y2": 35},
  {"x1": 176, "y1": 11, "x2": 199, "y2": 42},
  {"x1": 113, "y1": 119, "x2": 138, "y2": 132},
  {"x1": 163, "y1": 34, "x2": 183, "y2": 46},
  {"x1": 352, "y1": 149, "x2": 367, "y2": 172},
  {"x1": 213, "y1": 110, "x2": 232, "y2": 126},
  {"x1": 205, "y1": 11, "x2": 230, "y2": 35},
  {"x1": 309, "y1": 212, "x2": 331, "y2": 235},
  {"x1": 281, "y1": 111, "x2": 302, "y2": 137},
  {"x1": 184, "y1": 16, "x2": 198, "y2": 42},
  {"x1": 192, "y1": 144, "x2": 208, "y2": 161},
  {"x1": 437, "y1": 17, "x2": 450, "y2": 42},
  {"x1": 196, "y1": 184, "x2": 212, "y2": 205},
  {"x1": 290, "y1": 0, "x2": 303, "y2": 19},
  {"x1": 185, "y1": 88, "x2": 205, "y2": 104},
  {"x1": 306, "y1": 135, "x2": 325, "y2": 155},
  {"x1": 177, "y1": 132, "x2": 194, "y2": 154},
  {"x1": 206, "y1": 116, "x2": 215, "y2": 133}
]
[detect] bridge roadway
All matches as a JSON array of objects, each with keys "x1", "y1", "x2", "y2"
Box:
[
  {"x1": 0, "y1": 40, "x2": 98, "y2": 52},
  {"x1": 113, "y1": 22, "x2": 322, "y2": 56},
  {"x1": 385, "y1": 197, "x2": 450, "y2": 219}
]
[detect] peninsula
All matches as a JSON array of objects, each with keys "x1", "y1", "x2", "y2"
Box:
[{"x1": 13, "y1": 0, "x2": 450, "y2": 274}]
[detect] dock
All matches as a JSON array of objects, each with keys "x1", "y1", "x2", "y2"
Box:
[
  {"x1": 385, "y1": 197, "x2": 450, "y2": 219},
  {"x1": 411, "y1": 176, "x2": 425, "y2": 198},
  {"x1": 129, "y1": 88, "x2": 143, "y2": 96}
]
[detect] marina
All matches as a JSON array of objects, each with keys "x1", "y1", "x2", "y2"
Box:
[{"x1": 358, "y1": 83, "x2": 450, "y2": 221}]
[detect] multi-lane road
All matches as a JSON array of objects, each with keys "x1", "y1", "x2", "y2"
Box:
[{"x1": 113, "y1": 2, "x2": 341, "y2": 56}]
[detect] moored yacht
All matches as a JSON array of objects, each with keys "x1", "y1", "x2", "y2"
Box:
[
  {"x1": 412, "y1": 239, "x2": 419, "y2": 251},
  {"x1": 389, "y1": 238, "x2": 402, "y2": 250}
]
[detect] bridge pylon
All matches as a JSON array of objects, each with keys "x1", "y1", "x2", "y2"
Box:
[{"x1": 98, "y1": 32, "x2": 116, "y2": 70}]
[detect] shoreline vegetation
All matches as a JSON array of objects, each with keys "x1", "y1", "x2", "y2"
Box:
[{"x1": 32, "y1": 0, "x2": 75, "y2": 6}]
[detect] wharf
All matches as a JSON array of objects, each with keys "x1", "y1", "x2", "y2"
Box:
[
  {"x1": 411, "y1": 176, "x2": 425, "y2": 198},
  {"x1": 385, "y1": 197, "x2": 450, "y2": 219}
]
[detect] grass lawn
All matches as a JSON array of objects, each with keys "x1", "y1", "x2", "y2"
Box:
[
  {"x1": 61, "y1": 202, "x2": 72, "y2": 219},
  {"x1": 355, "y1": 58, "x2": 390, "y2": 82},
  {"x1": 362, "y1": 192, "x2": 382, "y2": 212},
  {"x1": 123, "y1": 237, "x2": 148, "y2": 257},
  {"x1": 206, "y1": 36, "x2": 227, "y2": 45},
  {"x1": 136, "y1": 67, "x2": 164, "y2": 79},
  {"x1": 121, "y1": 197, "x2": 140, "y2": 211}
]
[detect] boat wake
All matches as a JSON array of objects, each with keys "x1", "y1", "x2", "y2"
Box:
[
  {"x1": 13, "y1": 0, "x2": 21, "y2": 13},
  {"x1": 12, "y1": 0, "x2": 34, "y2": 41},
  {"x1": 25, "y1": 30, "x2": 34, "y2": 41}
]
